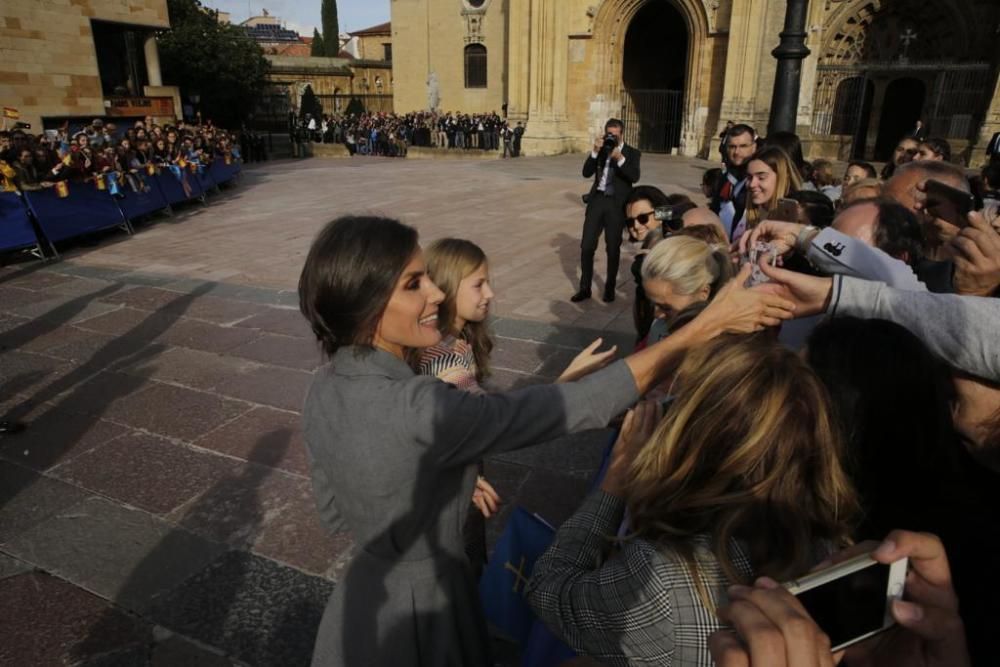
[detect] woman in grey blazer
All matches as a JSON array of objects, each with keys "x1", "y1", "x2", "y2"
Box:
[{"x1": 297, "y1": 216, "x2": 796, "y2": 666}]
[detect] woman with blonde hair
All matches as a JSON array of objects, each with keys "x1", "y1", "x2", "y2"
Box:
[
  {"x1": 639, "y1": 234, "x2": 734, "y2": 345},
  {"x1": 416, "y1": 238, "x2": 618, "y2": 574},
  {"x1": 527, "y1": 333, "x2": 858, "y2": 666},
  {"x1": 736, "y1": 146, "x2": 803, "y2": 242}
]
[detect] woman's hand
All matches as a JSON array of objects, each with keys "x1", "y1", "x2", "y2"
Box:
[
  {"x1": 471, "y1": 476, "x2": 501, "y2": 518},
  {"x1": 740, "y1": 220, "x2": 808, "y2": 258},
  {"x1": 692, "y1": 264, "x2": 797, "y2": 337},
  {"x1": 600, "y1": 400, "x2": 664, "y2": 498},
  {"x1": 557, "y1": 338, "x2": 619, "y2": 383},
  {"x1": 758, "y1": 262, "x2": 834, "y2": 317}
]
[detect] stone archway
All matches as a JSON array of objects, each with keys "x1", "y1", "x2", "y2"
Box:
[{"x1": 589, "y1": 0, "x2": 712, "y2": 156}]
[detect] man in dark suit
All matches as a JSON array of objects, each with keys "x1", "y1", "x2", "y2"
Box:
[
  {"x1": 573, "y1": 118, "x2": 641, "y2": 303},
  {"x1": 910, "y1": 119, "x2": 928, "y2": 142}
]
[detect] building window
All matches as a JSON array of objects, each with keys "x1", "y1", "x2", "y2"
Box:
[
  {"x1": 464, "y1": 44, "x2": 487, "y2": 88},
  {"x1": 383, "y1": 43, "x2": 392, "y2": 61}
]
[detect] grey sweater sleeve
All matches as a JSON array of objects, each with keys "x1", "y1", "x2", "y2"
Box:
[
  {"x1": 830, "y1": 275, "x2": 1000, "y2": 381},
  {"x1": 806, "y1": 228, "x2": 926, "y2": 291},
  {"x1": 405, "y1": 359, "x2": 639, "y2": 466}
]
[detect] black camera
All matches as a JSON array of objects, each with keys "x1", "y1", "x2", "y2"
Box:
[
  {"x1": 602, "y1": 133, "x2": 618, "y2": 152},
  {"x1": 13, "y1": 121, "x2": 31, "y2": 130},
  {"x1": 654, "y1": 205, "x2": 685, "y2": 231}
]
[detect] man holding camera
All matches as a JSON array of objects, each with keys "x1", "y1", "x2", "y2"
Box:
[{"x1": 573, "y1": 118, "x2": 641, "y2": 303}]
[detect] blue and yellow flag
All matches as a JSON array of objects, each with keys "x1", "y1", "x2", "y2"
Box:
[{"x1": 479, "y1": 507, "x2": 555, "y2": 644}]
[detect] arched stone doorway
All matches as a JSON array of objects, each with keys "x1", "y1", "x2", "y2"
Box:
[
  {"x1": 873, "y1": 77, "x2": 926, "y2": 160},
  {"x1": 620, "y1": 1, "x2": 688, "y2": 152},
  {"x1": 588, "y1": 0, "x2": 712, "y2": 157}
]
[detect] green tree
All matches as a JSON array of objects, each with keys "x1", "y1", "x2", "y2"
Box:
[
  {"x1": 310, "y1": 28, "x2": 324, "y2": 57},
  {"x1": 321, "y1": 0, "x2": 340, "y2": 57},
  {"x1": 157, "y1": 0, "x2": 270, "y2": 128},
  {"x1": 300, "y1": 85, "x2": 324, "y2": 120}
]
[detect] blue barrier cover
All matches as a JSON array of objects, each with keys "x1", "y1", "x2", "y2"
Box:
[
  {"x1": 195, "y1": 167, "x2": 216, "y2": 193},
  {"x1": 153, "y1": 169, "x2": 203, "y2": 205},
  {"x1": 24, "y1": 185, "x2": 127, "y2": 243},
  {"x1": 0, "y1": 191, "x2": 41, "y2": 252},
  {"x1": 208, "y1": 160, "x2": 241, "y2": 185},
  {"x1": 116, "y1": 174, "x2": 170, "y2": 221}
]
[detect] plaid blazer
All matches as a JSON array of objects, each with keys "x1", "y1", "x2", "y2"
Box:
[{"x1": 526, "y1": 491, "x2": 755, "y2": 666}]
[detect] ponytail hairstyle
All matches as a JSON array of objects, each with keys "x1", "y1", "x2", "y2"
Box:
[
  {"x1": 423, "y1": 238, "x2": 494, "y2": 381},
  {"x1": 640, "y1": 235, "x2": 734, "y2": 302}
]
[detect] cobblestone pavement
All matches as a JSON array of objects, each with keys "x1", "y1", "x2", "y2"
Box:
[{"x1": 0, "y1": 153, "x2": 714, "y2": 665}]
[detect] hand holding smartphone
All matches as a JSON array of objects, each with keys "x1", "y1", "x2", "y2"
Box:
[
  {"x1": 785, "y1": 550, "x2": 908, "y2": 651},
  {"x1": 923, "y1": 179, "x2": 976, "y2": 228}
]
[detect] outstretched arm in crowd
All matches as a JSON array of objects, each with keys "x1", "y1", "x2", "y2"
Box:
[
  {"x1": 742, "y1": 219, "x2": 926, "y2": 291},
  {"x1": 760, "y1": 263, "x2": 1000, "y2": 383},
  {"x1": 708, "y1": 530, "x2": 970, "y2": 667}
]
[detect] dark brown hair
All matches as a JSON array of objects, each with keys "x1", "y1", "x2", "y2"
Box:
[{"x1": 298, "y1": 216, "x2": 419, "y2": 358}]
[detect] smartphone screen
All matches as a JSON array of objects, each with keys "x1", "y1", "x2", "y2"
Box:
[{"x1": 794, "y1": 561, "x2": 892, "y2": 650}]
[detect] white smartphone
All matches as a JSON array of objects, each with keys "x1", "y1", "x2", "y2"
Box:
[{"x1": 784, "y1": 552, "x2": 908, "y2": 652}]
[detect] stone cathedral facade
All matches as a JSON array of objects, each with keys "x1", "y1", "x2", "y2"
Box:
[{"x1": 391, "y1": 0, "x2": 1000, "y2": 165}]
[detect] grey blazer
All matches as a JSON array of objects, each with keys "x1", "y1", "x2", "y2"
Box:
[{"x1": 303, "y1": 346, "x2": 638, "y2": 666}]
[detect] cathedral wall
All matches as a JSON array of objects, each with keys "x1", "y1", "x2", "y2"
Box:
[{"x1": 391, "y1": 0, "x2": 508, "y2": 114}]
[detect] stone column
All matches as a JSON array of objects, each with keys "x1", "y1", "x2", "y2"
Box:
[
  {"x1": 506, "y1": 0, "x2": 530, "y2": 122},
  {"x1": 144, "y1": 35, "x2": 163, "y2": 87},
  {"x1": 521, "y1": 0, "x2": 574, "y2": 155},
  {"x1": 717, "y1": 0, "x2": 771, "y2": 132}
]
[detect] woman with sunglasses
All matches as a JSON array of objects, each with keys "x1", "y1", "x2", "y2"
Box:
[{"x1": 626, "y1": 187, "x2": 696, "y2": 344}]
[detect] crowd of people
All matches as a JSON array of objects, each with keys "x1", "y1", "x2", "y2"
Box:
[
  {"x1": 298, "y1": 111, "x2": 526, "y2": 158},
  {"x1": 296, "y1": 115, "x2": 999, "y2": 667},
  {"x1": 0, "y1": 116, "x2": 243, "y2": 196}
]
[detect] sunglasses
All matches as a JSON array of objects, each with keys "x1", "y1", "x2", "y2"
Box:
[{"x1": 627, "y1": 211, "x2": 655, "y2": 225}]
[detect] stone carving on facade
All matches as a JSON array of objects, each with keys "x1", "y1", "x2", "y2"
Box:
[{"x1": 461, "y1": 3, "x2": 487, "y2": 45}]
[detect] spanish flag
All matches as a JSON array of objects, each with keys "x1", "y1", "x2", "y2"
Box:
[
  {"x1": 146, "y1": 163, "x2": 157, "y2": 176},
  {"x1": 3, "y1": 107, "x2": 18, "y2": 120},
  {"x1": 95, "y1": 174, "x2": 106, "y2": 191},
  {"x1": 55, "y1": 181, "x2": 69, "y2": 198},
  {"x1": 62, "y1": 155, "x2": 73, "y2": 166},
  {"x1": 177, "y1": 157, "x2": 187, "y2": 169}
]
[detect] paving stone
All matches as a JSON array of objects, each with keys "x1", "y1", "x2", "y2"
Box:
[
  {"x1": 0, "y1": 411, "x2": 129, "y2": 472},
  {"x1": 0, "y1": 285, "x2": 48, "y2": 310},
  {"x1": 98, "y1": 285, "x2": 190, "y2": 311},
  {"x1": 3, "y1": 497, "x2": 225, "y2": 613},
  {"x1": 3, "y1": 270, "x2": 77, "y2": 292},
  {"x1": 0, "y1": 350, "x2": 74, "y2": 400},
  {"x1": 147, "y1": 550, "x2": 333, "y2": 667},
  {"x1": 166, "y1": 294, "x2": 267, "y2": 325},
  {"x1": 515, "y1": 468, "x2": 595, "y2": 529},
  {"x1": 234, "y1": 306, "x2": 314, "y2": 339},
  {"x1": 51, "y1": 433, "x2": 239, "y2": 515},
  {"x1": 122, "y1": 347, "x2": 258, "y2": 393},
  {"x1": 0, "y1": 460, "x2": 91, "y2": 542},
  {"x1": 196, "y1": 407, "x2": 309, "y2": 476},
  {"x1": 481, "y1": 369, "x2": 546, "y2": 393},
  {"x1": 171, "y1": 460, "x2": 349, "y2": 576},
  {"x1": 44, "y1": 330, "x2": 122, "y2": 363},
  {"x1": 0, "y1": 551, "x2": 32, "y2": 579},
  {"x1": 75, "y1": 306, "x2": 175, "y2": 337},
  {"x1": 0, "y1": 572, "x2": 152, "y2": 667},
  {"x1": 100, "y1": 383, "x2": 252, "y2": 442},
  {"x1": 490, "y1": 337, "x2": 555, "y2": 375},
  {"x1": 228, "y1": 333, "x2": 323, "y2": 371},
  {"x1": 150, "y1": 634, "x2": 237, "y2": 667},
  {"x1": 9, "y1": 293, "x2": 124, "y2": 325},
  {"x1": 213, "y1": 364, "x2": 313, "y2": 412},
  {"x1": 157, "y1": 318, "x2": 262, "y2": 354},
  {"x1": 50, "y1": 370, "x2": 155, "y2": 418}
]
